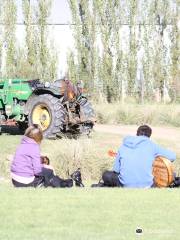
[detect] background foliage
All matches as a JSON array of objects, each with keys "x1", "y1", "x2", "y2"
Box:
[
  {"x1": 68, "y1": 0, "x2": 180, "y2": 103},
  {"x1": 0, "y1": 0, "x2": 179, "y2": 102},
  {"x1": 0, "y1": 0, "x2": 57, "y2": 81}
]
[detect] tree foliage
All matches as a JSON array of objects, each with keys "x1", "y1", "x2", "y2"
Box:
[
  {"x1": 2, "y1": 0, "x2": 17, "y2": 78},
  {"x1": 0, "y1": 0, "x2": 57, "y2": 81},
  {"x1": 68, "y1": 0, "x2": 180, "y2": 102}
]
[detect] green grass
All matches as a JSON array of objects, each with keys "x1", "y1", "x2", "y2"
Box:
[
  {"x1": 0, "y1": 130, "x2": 180, "y2": 239},
  {"x1": 0, "y1": 186, "x2": 179, "y2": 240}
]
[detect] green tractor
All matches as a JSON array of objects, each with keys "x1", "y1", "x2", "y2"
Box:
[{"x1": 0, "y1": 78, "x2": 96, "y2": 138}]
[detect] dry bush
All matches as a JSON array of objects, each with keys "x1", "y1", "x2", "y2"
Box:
[
  {"x1": 94, "y1": 103, "x2": 180, "y2": 127},
  {"x1": 42, "y1": 137, "x2": 112, "y2": 181}
]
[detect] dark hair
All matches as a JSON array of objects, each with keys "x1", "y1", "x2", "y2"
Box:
[
  {"x1": 25, "y1": 124, "x2": 43, "y2": 143},
  {"x1": 136, "y1": 125, "x2": 152, "y2": 138},
  {"x1": 40, "y1": 156, "x2": 50, "y2": 165}
]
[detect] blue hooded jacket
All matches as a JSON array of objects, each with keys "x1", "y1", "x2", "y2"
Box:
[{"x1": 113, "y1": 136, "x2": 176, "y2": 188}]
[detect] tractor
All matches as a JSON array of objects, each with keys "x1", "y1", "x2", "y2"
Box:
[{"x1": 0, "y1": 78, "x2": 96, "y2": 138}]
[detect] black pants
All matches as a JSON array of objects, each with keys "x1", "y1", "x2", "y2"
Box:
[
  {"x1": 41, "y1": 167, "x2": 73, "y2": 188},
  {"x1": 12, "y1": 170, "x2": 73, "y2": 188},
  {"x1": 12, "y1": 176, "x2": 44, "y2": 188},
  {"x1": 102, "y1": 171, "x2": 122, "y2": 187}
]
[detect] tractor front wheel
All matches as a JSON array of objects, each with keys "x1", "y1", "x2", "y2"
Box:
[{"x1": 27, "y1": 94, "x2": 65, "y2": 138}]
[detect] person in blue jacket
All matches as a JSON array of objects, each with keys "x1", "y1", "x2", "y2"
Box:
[{"x1": 102, "y1": 125, "x2": 176, "y2": 188}]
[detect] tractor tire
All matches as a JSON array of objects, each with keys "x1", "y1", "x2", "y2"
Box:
[
  {"x1": 80, "y1": 98, "x2": 95, "y2": 120},
  {"x1": 78, "y1": 98, "x2": 95, "y2": 136},
  {"x1": 27, "y1": 94, "x2": 65, "y2": 138}
]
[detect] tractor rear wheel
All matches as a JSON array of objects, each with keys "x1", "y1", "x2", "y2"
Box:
[
  {"x1": 27, "y1": 94, "x2": 65, "y2": 138},
  {"x1": 74, "y1": 97, "x2": 95, "y2": 136}
]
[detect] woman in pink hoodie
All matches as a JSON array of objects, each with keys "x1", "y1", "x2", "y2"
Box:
[{"x1": 11, "y1": 124, "x2": 43, "y2": 187}]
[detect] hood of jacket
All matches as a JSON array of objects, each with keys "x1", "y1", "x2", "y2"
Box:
[{"x1": 123, "y1": 136, "x2": 149, "y2": 149}]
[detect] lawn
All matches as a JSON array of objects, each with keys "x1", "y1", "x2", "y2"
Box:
[
  {"x1": 0, "y1": 186, "x2": 180, "y2": 240},
  {"x1": 0, "y1": 127, "x2": 180, "y2": 240}
]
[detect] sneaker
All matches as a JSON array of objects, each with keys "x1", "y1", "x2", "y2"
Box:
[
  {"x1": 70, "y1": 168, "x2": 85, "y2": 187},
  {"x1": 91, "y1": 181, "x2": 105, "y2": 187}
]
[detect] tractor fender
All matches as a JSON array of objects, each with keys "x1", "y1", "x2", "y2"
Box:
[
  {"x1": 32, "y1": 87, "x2": 62, "y2": 96},
  {"x1": 24, "y1": 91, "x2": 64, "y2": 115}
]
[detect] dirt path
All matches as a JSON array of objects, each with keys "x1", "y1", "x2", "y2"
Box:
[{"x1": 94, "y1": 124, "x2": 180, "y2": 141}]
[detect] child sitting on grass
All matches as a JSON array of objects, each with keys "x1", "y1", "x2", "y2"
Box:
[
  {"x1": 40, "y1": 156, "x2": 84, "y2": 187},
  {"x1": 40, "y1": 155, "x2": 73, "y2": 188},
  {"x1": 11, "y1": 124, "x2": 73, "y2": 188},
  {"x1": 40, "y1": 156, "x2": 55, "y2": 174},
  {"x1": 11, "y1": 124, "x2": 44, "y2": 187}
]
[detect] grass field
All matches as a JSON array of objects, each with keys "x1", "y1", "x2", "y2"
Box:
[
  {"x1": 0, "y1": 127, "x2": 180, "y2": 240},
  {"x1": 0, "y1": 186, "x2": 180, "y2": 240}
]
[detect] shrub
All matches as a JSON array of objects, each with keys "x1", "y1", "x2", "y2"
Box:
[{"x1": 94, "y1": 103, "x2": 180, "y2": 127}]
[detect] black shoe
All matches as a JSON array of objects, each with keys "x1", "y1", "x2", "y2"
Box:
[
  {"x1": 91, "y1": 181, "x2": 105, "y2": 188},
  {"x1": 70, "y1": 168, "x2": 85, "y2": 187},
  {"x1": 169, "y1": 177, "x2": 180, "y2": 188}
]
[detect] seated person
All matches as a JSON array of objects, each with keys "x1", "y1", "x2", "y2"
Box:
[
  {"x1": 41, "y1": 156, "x2": 55, "y2": 174},
  {"x1": 11, "y1": 125, "x2": 73, "y2": 188},
  {"x1": 102, "y1": 125, "x2": 176, "y2": 188},
  {"x1": 40, "y1": 156, "x2": 84, "y2": 187},
  {"x1": 11, "y1": 124, "x2": 44, "y2": 187},
  {"x1": 40, "y1": 156, "x2": 71, "y2": 188}
]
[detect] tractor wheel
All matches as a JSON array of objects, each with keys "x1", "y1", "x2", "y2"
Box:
[
  {"x1": 27, "y1": 94, "x2": 65, "y2": 138},
  {"x1": 78, "y1": 98, "x2": 95, "y2": 136},
  {"x1": 80, "y1": 99, "x2": 95, "y2": 120}
]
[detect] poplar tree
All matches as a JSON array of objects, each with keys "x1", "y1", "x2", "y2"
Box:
[
  {"x1": 0, "y1": 1, "x2": 3, "y2": 77},
  {"x1": 13, "y1": 0, "x2": 39, "y2": 78},
  {"x1": 113, "y1": 1, "x2": 125, "y2": 102},
  {"x1": 68, "y1": 0, "x2": 179, "y2": 102},
  {"x1": 93, "y1": 0, "x2": 115, "y2": 101},
  {"x1": 140, "y1": 0, "x2": 155, "y2": 101},
  {"x1": 67, "y1": 51, "x2": 78, "y2": 83},
  {"x1": 38, "y1": 0, "x2": 51, "y2": 80},
  {"x1": 36, "y1": 0, "x2": 57, "y2": 81},
  {"x1": 127, "y1": 0, "x2": 138, "y2": 97},
  {"x1": 113, "y1": 0, "x2": 132, "y2": 102},
  {"x1": 170, "y1": 0, "x2": 180, "y2": 101},
  {"x1": 69, "y1": 0, "x2": 97, "y2": 90},
  {"x1": 147, "y1": 0, "x2": 171, "y2": 102},
  {"x1": 3, "y1": 0, "x2": 17, "y2": 78},
  {"x1": 22, "y1": 0, "x2": 39, "y2": 77}
]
